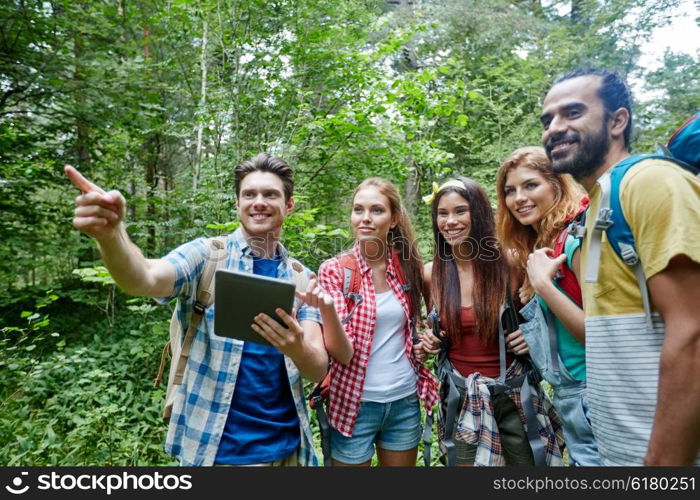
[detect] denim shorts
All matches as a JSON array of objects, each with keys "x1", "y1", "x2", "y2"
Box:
[{"x1": 330, "y1": 393, "x2": 422, "y2": 464}]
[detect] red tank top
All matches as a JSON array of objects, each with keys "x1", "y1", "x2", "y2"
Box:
[{"x1": 448, "y1": 306, "x2": 513, "y2": 379}]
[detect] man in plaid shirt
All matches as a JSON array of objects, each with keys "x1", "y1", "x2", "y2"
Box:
[{"x1": 66, "y1": 153, "x2": 328, "y2": 466}]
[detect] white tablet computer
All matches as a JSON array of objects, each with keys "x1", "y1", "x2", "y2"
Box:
[{"x1": 213, "y1": 269, "x2": 296, "y2": 346}]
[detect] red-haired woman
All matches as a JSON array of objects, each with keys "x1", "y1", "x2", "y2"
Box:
[{"x1": 496, "y1": 146, "x2": 600, "y2": 466}]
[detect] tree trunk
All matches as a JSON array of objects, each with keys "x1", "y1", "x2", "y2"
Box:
[
  {"x1": 73, "y1": 35, "x2": 91, "y2": 170},
  {"x1": 145, "y1": 134, "x2": 159, "y2": 254},
  {"x1": 193, "y1": 17, "x2": 209, "y2": 191},
  {"x1": 404, "y1": 159, "x2": 421, "y2": 217}
]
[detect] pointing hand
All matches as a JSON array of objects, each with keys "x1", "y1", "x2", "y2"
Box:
[{"x1": 65, "y1": 165, "x2": 126, "y2": 241}]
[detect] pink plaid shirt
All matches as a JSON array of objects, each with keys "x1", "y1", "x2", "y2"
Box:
[{"x1": 318, "y1": 243, "x2": 439, "y2": 437}]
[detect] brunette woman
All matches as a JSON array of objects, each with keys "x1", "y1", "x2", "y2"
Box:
[{"x1": 419, "y1": 176, "x2": 564, "y2": 466}]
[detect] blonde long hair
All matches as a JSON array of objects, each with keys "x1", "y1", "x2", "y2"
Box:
[
  {"x1": 496, "y1": 147, "x2": 585, "y2": 298},
  {"x1": 352, "y1": 178, "x2": 424, "y2": 322}
]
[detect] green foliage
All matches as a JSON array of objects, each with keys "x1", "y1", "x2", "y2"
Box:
[
  {"x1": 282, "y1": 203, "x2": 352, "y2": 271},
  {"x1": 0, "y1": 291, "x2": 63, "y2": 396},
  {"x1": 0, "y1": 299, "x2": 173, "y2": 466},
  {"x1": 1, "y1": 0, "x2": 695, "y2": 465},
  {"x1": 636, "y1": 49, "x2": 700, "y2": 152}
]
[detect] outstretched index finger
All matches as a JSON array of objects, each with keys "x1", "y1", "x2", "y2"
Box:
[{"x1": 65, "y1": 165, "x2": 105, "y2": 195}]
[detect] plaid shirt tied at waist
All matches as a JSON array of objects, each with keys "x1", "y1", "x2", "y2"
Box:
[{"x1": 454, "y1": 359, "x2": 565, "y2": 466}]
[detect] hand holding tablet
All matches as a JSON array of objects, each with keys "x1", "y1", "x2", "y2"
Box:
[{"x1": 214, "y1": 269, "x2": 296, "y2": 346}]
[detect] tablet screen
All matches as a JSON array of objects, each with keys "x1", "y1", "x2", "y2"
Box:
[{"x1": 213, "y1": 269, "x2": 296, "y2": 345}]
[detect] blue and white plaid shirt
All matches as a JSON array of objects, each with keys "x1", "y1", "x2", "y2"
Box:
[{"x1": 156, "y1": 228, "x2": 321, "y2": 466}]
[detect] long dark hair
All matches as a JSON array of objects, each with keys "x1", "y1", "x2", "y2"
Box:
[
  {"x1": 352, "y1": 178, "x2": 424, "y2": 322},
  {"x1": 430, "y1": 176, "x2": 510, "y2": 343}
]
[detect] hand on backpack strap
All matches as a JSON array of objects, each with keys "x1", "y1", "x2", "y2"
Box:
[
  {"x1": 505, "y1": 328, "x2": 529, "y2": 356},
  {"x1": 65, "y1": 165, "x2": 126, "y2": 241},
  {"x1": 526, "y1": 248, "x2": 567, "y2": 295}
]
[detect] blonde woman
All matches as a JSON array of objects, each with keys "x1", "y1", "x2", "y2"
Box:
[{"x1": 300, "y1": 178, "x2": 438, "y2": 466}]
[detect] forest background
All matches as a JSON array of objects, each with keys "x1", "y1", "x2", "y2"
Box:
[{"x1": 1, "y1": 0, "x2": 698, "y2": 465}]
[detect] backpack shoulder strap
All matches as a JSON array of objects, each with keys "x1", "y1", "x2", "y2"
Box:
[
  {"x1": 390, "y1": 249, "x2": 412, "y2": 296},
  {"x1": 198, "y1": 236, "x2": 228, "y2": 305},
  {"x1": 154, "y1": 236, "x2": 229, "y2": 390},
  {"x1": 605, "y1": 153, "x2": 695, "y2": 270},
  {"x1": 584, "y1": 154, "x2": 645, "y2": 284},
  {"x1": 336, "y1": 250, "x2": 360, "y2": 296},
  {"x1": 552, "y1": 230, "x2": 583, "y2": 308},
  {"x1": 335, "y1": 250, "x2": 363, "y2": 325},
  {"x1": 552, "y1": 226, "x2": 569, "y2": 258},
  {"x1": 585, "y1": 156, "x2": 656, "y2": 333},
  {"x1": 173, "y1": 236, "x2": 228, "y2": 385}
]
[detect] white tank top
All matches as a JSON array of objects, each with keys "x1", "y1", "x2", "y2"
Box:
[{"x1": 361, "y1": 290, "x2": 417, "y2": 402}]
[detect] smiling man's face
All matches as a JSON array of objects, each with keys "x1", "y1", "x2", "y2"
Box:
[
  {"x1": 236, "y1": 171, "x2": 293, "y2": 240},
  {"x1": 540, "y1": 75, "x2": 611, "y2": 181}
]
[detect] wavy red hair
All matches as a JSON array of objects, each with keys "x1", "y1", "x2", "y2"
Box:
[{"x1": 495, "y1": 147, "x2": 585, "y2": 298}]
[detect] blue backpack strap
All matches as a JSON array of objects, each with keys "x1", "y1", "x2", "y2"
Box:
[
  {"x1": 585, "y1": 154, "x2": 649, "y2": 285},
  {"x1": 587, "y1": 154, "x2": 671, "y2": 334},
  {"x1": 586, "y1": 114, "x2": 699, "y2": 332},
  {"x1": 606, "y1": 154, "x2": 648, "y2": 262},
  {"x1": 601, "y1": 152, "x2": 696, "y2": 263}
]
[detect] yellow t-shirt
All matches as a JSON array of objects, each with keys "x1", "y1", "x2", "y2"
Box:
[{"x1": 581, "y1": 158, "x2": 700, "y2": 318}]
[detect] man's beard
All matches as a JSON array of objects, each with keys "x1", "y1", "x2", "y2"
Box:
[{"x1": 545, "y1": 122, "x2": 609, "y2": 181}]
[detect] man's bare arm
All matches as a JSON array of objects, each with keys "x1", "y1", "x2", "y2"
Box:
[
  {"x1": 66, "y1": 165, "x2": 176, "y2": 298},
  {"x1": 645, "y1": 255, "x2": 700, "y2": 465}
]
